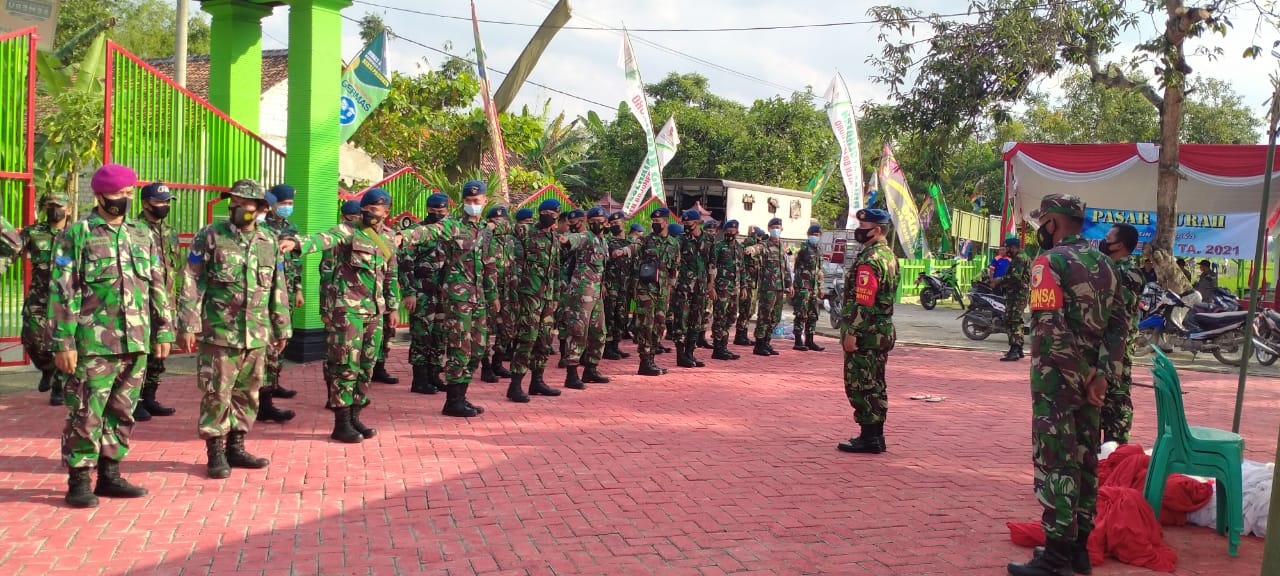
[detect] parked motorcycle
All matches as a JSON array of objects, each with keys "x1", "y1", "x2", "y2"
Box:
[
  {"x1": 1134, "y1": 289, "x2": 1248, "y2": 366},
  {"x1": 917, "y1": 261, "x2": 965, "y2": 310},
  {"x1": 958, "y1": 281, "x2": 1023, "y2": 341},
  {"x1": 1252, "y1": 308, "x2": 1280, "y2": 366}
]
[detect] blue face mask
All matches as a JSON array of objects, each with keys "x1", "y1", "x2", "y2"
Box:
[
  {"x1": 769, "y1": 229, "x2": 781, "y2": 238},
  {"x1": 808, "y1": 235, "x2": 820, "y2": 245},
  {"x1": 276, "y1": 205, "x2": 294, "y2": 219}
]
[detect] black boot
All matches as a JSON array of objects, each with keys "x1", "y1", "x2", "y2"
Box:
[
  {"x1": 733, "y1": 330, "x2": 754, "y2": 346},
  {"x1": 65, "y1": 468, "x2": 98, "y2": 508},
  {"x1": 49, "y1": 377, "x2": 63, "y2": 406},
  {"x1": 93, "y1": 458, "x2": 147, "y2": 498},
  {"x1": 564, "y1": 365, "x2": 586, "y2": 390},
  {"x1": 491, "y1": 352, "x2": 512, "y2": 378},
  {"x1": 711, "y1": 341, "x2": 740, "y2": 361},
  {"x1": 256, "y1": 393, "x2": 295, "y2": 423},
  {"x1": 480, "y1": 358, "x2": 499, "y2": 383},
  {"x1": 805, "y1": 332, "x2": 825, "y2": 352},
  {"x1": 226, "y1": 431, "x2": 270, "y2": 468},
  {"x1": 557, "y1": 338, "x2": 568, "y2": 368},
  {"x1": 685, "y1": 339, "x2": 705, "y2": 367},
  {"x1": 615, "y1": 341, "x2": 631, "y2": 358},
  {"x1": 753, "y1": 340, "x2": 772, "y2": 357},
  {"x1": 638, "y1": 356, "x2": 664, "y2": 377},
  {"x1": 205, "y1": 437, "x2": 231, "y2": 479},
  {"x1": 410, "y1": 365, "x2": 437, "y2": 394},
  {"x1": 1032, "y1": 531, "x2": 1093, "y2": 575},
  {"x1": 330, "y1": 407, "x2": 363, "y2": 443},
  {"x1": 38, "y1": 370, "x2": 52, "y2": 392},
  {"x1": 582, "y1": 364, "x2": 611, "y2": 384},
  {"x1": 427, "y1": 364, "x2": 445, "y2": 391},
  {"x1": 528, "y1": 370, "x2": 562, "y2": 396},
  {"x1": 793, "y1": 330, "x2": 809, "y2": 351},
  {"x1": 506, "y1": 373, "x2": 530, "y2": 403},
  {"x1": 351, "y1": 403, "x2": 377, "y2": 439},
  {"x1": 677, "y1": 342, "x2": 698, "y2": 368},
  {"x1": 270, "y1": 385, "x2": 298, "y2": 399},
  {"x1": 133, "y1": 400, "x2": 152, "y2": 422},
  {"x1": 141, "y1": 382, "x2": 175, "y2": 416},
  {"x1": 1001, "y1": 346, "x2": 1023, "y2": 362},
  {"x1": 837, "y1": 424, "x2": 886, "y2": 454},
  {"x1": 697, "y1": 333, "x2": 714, "y2": 349},
  {"x1": 442, "y1": 384, "x2": 483, "y2": 417},
  {"x1": 766, "y1": 336, "x2": 780, "y2": 355},
  {"x1": 602, "y1": 341, "x2": 623, "y2": 361},
  {"x1": 1008, "y1": 538, "x2": 1074, "y2": 576},
  {"x1": 372, "y1": 362, "x2": 399, "y2": 384}
]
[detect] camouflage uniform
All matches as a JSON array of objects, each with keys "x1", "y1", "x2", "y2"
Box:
[
  {"x1": 753, "y1": 238, "x2": 791, "y2": 343},
  {"x1": 634, "y1": 230, "x2": 681, "y2": 370},
  {"x1": 604, "y1": 232, "x2": 634, "y2": 350},
  {"x1": 489, "y1": 220, "x2": 518, "y2": 359},
  {"x1": 18, "y1": 215, "x2": 67, "y2": 400},
  {"x1": 511, "y1": 223, "x2": 560, "y2": 377},
  {"x1": 1003, "y1": 250, "x2": 1031, "y2": 350},
  {"x1": 139, "y1": 215, "x2": 183, "y2": 414},
  {"x1": 260, "y1": 214, "x2": 300, "y2": 397},
  {"x1": 401, "y1": 219, "x2": 447, "y2": 375},
  {"x1": 735, "y1": 235, "x2": 761, "y2": 342},
  {"x1": 0, "y1": 216, "x2": 19, "y2": 255},
  {"x1": 1102, "y1": 254, "x2": 1143, "y2": 444},
  {"x1": 792, "y1": 242, "x2": 823, "y2": 340},
  {"x1": 50, "y1": 211, "x2": 175, "y2": 470},
  {"x1": 670, "y1": 228, "x2": 713, "y2": 349},
  {"x1": 562, "y1": 230, "x2": 611, "y2": 372},
  {"x1": 840, "y1": 240, "x2": 898, "y2": 429},
  {"x1": 710, "y1": 233, "x2": 743, "y2": 348}
]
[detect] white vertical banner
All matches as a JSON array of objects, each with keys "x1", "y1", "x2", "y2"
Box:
[
  {"x1": 655, "y1": 115, "x2": 680, "y2": 170},
  {"x1": 824, "y1": 71, "x2": 864, "y2": 229},
  {"x1": 619, "y1": 30, "x2": 665, "y2": 215}
]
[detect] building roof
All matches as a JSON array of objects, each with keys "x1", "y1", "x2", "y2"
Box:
[{"x1": 144, "y1": 49, "x2": 291, "y2": 99}]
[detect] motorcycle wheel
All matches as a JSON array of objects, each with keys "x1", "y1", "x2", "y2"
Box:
[
  {"x1": 920, "y1": 288, "x2": 938, "y2": 310},
  {"x1": 1256, "y1": 347, "x2": 1278, "y2": 366},
  {"x1": 1211, "y1": 328, "x2": 1246, "y2": 366},
  {"x1": 827, "y1": 291, "x2": 843, "y2": 329},
  {"x1": 1133, "y1": 329, "x2": 1156, "y2": 357},
  {"x1": 962, "y1": 316, "x2": 991, "y2": 341}
]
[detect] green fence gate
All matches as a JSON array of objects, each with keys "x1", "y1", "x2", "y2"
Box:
[{"x1": 0, "y1": 27, "x2": 36, "y2": 367}]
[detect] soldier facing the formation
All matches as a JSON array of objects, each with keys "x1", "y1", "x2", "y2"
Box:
[{"x1": 838, "y1": 209, "x2": 897, "y2": 455}]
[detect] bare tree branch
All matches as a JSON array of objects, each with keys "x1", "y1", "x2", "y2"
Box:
[{"x1": 1085, "y1": 51, "x2": 1165, "y2": 112}]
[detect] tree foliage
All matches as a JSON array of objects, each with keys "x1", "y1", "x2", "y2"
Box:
[{"x1": 55, "y1": 0, "x2": 211, "y2": 62}]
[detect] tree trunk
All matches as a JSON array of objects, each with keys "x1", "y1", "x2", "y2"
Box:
[{"x1": 1150, "y1": 80, "x2": 1191, "y2": 294}]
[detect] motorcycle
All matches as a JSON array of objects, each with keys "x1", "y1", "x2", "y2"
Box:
[
  {"x1": 917, "y1": 261, "x2": 965, "y2": 310},
  {"x1": 1134, "y1": 289, "x2": 1248, "y2": 366},
  {"x1": 1252, "y1": 308, "x2": 1280, "y2": 366},
  {"x1": 958, "y1": 281, "x2": 1023, "y2": 341}
]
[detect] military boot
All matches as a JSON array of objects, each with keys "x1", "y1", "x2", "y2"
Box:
[
  {"x1": 410, "y1": 365, "x2": 437, "y2": 394},
  {"x1": 697, "y1": 333, "x2": 715, "y2": 349},
  {"x1": 1032, "y1": 531, "x2": 1093, "y2": 575},
  {"x1": 753, "y1": 340, "x2": 772, "y2": 357},
  {"x1": 351, "y1": 403, "x2": 377, "y2": 439},
  {"x1": 205, "y1": 437, "x2": 231, "y2": 479},
  {"x1": 1008, "y1": 539, "x2": 1073, "y2": 576},
  {"x1": 49, "y1": 377, "x2": 64, "y2": 406},
  {"x1": 557, "y1": 338, "x2": 568, "y2": 368},
  {"x1": 506, "y1": 373, "x2": 530, "y2": 403},
  {"x1": 616, "y1": 342, "x2": 631, "y2": 358},
  {"x1": 480, "y1": 358, "x2": 499, "y2": 383},
  {"x1": 1001, "y1": 346, "x2": 1023, "y2": 362},
  {"x1": 582, "y1": 363, "x2": 611, "y2": 384},
  {"x1": 65, "y1": 468, "x2": 98, "y2": 509},
  {"x1": 792, "y1": 330, "x2": 809, "y2": 351},
  {"x1": 330, "y1": 407, "x2": 363, "y2": 443},
  {"x1": 256, "y1": 394, "x2": 295, "y2": 423},
  {"x1": 805, "y1": 332, "x2": 825, "y2": 352},
  {"x1": 226, "y1": 431, "x2": 270, "y2": 468},
  {"x1": 372, "y1": 362, "x2": 399, "y2": 384},
  {"x1": 564, "y1": 366, "x2": 586, "y2": 390},
  {"x1": 270, "y1": 385, "x2": 298, "y2": 399},
  {"x1": 93, "y1": 458, "x2": 148, "y2": 498},
  {"x1": 140, "y1": 382, "x2": 176, "y2": 416},
  {"x1": 528, "y1": 370, "x2": 562, "y2": 396},
  {"x1": 442, "y1": 384, "x2": 483, "y2": 417},
  {"x1": 765, "y1": 336, "x2": 780, "y2": 356},
  {"x1": 491, "y1": 352, "x2": 512, "y2": 378},
  {"x1": 638, "y1": 356, "x2": 664, "y2": 377},
  {"x1": 427, "y1": 364, "x2": 445, "y2": 391},
  {"x1": 676, "y1": 342, "x2": 698, "y2": 368},
  {"x1": 733, "y1": 330, "x2": 754, "y2": 346},
  {"x1": 711, "y1": 340, "x2": 740, "y2": 361},
  {"x1": 602, "y1": 341, "x2": 623, "y2": 361},
  {"x1": 684, "y1": 338, "x2": 705, "y2": 367},
  {"x1": 133, "y1": 399, "x2": 152, "y2": 422},
  {"x1": 837, "y1": 424, "x2": 886, "y2": 454},
  {"x1": 38, "y1": 369, "x2": 52, "y2": 392}
]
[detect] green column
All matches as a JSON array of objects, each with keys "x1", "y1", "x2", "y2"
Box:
[
  {"x1": 283, "y1": 0, "x2": 351, "y2": 362},
  {"x1": 201, "y1": 0, "x2": 274, "y2": 133}
]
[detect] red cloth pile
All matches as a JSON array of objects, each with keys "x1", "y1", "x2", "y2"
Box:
[{"x1": 1007, "y1": 444, "x2": 1214, "y2": 572}]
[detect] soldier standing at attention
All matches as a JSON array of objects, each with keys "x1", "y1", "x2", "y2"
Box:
[
  {"x1": 402, "y1": 193, "x2": 450, "y2": 395},
  {"x1": 507, "y1": 199, "x2": 565, "y2": 402},
  {"x1": 256, "y1": 186, "x2": 299, "y2": 422},
  {"x1": 753, "y1": 218, "x2": 791, "y2": 356},
  {"x1": 634, "y1": 208, "x2": 680, "y2": 376},
  {"x1": 709, "y1": 220, "x2": 743, "y2": 361},
  {"x1": 838, "y1": 209, "x2": 897, "y2": 455},
  {"x1": 320, "y1": 201, "x2": 364, "y2": 399},
  {"x1": 480, "y1": 205, "x2": 515, "y2": 383},
  {"x1": 556, "y1": 208, "x2": 586, "y2": 368},
  {"x1": 134, "y1": 182, "x2": 183, "y2": 420},
  {"x1": 602, "y1": 211, "x2": 633, "y2": 361},
  {"x1": 791, "y1": 224, "x2": 825, "y2": 352},
  {"x1": 672, "y1": 210, "x2": 713, "y2": 369},
  {"x1": 18, "y1": 191, "x2": 69, "y2": 405},
  {"x1": 997, "y1": 237, "x2": 1031, "y2": 361},
  {"x1": 49, "y1": 164, "x2": 174, "y2": 507},
  {"x1": 735, "y1": 227, "x2": 763, "y2": 347},
  {"x1": 1007, "y1": 194, "x2": 1123, "y2": 576},
  {"x1": 1099, "y1": 222, "x2": 1142, "y2": 445},
  {"x1": 559, "y1": 207, "x2": 622, "y2": 389},
  {"x1": 179, "y1": 179, "x2": 289, "y2": 480}
]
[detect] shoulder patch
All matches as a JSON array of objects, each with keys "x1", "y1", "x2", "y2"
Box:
[
  {"x1": 855, "y1": 264, "x2": 879, "y2": 306},
  {"x1": 187, "y1": 251, "x2": 204, "y2": 264},
  {"x1": 1029, "y1": 256, "x2": 1063, "y2": 311},
  {"x1": 55, "y1": 255, "x2": 72, "y2": 267}
]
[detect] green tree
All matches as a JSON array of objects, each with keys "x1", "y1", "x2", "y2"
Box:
[
  {"x1": 358, "y1": 12, "x2": 388, "y2": 45},
  {"x1": 54, "y1": 0, "x2": 118, "y2": 62},
  {"x1": 35, "y1": 33, "x2": 110, "y2": 221},
  {"x1": 55, "y1": 0, "x2": 211, "y2": 61}
]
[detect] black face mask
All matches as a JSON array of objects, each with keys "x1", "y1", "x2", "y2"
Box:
[
  {"x1": 1037, "y1": 221, "x2": 1057, "y2": 250},
  {"x1": 652, "y1": 222, "x2": 664, "y2": 234},
  {"x1": 100, "y1": 196, "x2": 130, "y2": 217},
  {"x1": 570, "y1": 222, "x2": 585, "y2": 233},
  {"x1": 1099, "y1": 240, "x2": 1118, "y2": 257},
  {"x1": 853, "y1": 228, "x2": 874, "y2": 244},
  {"x1": 724, "y1": 232, "x2": 737, "y2": 241},
  {"x1": 45, "y1": 206, "x2": 65, "y2": 223},
  {"x1": 424, "y1": 213, "x2": 445, "y2": 224},
  {"x1": 589, "y1": 222, "x2": 605, "y2": 235},
  {"x1": 538, "y1": 213, "x2": 557, "y2": 229},
  {"x1": 147, "y1": 205, "x2": 170, "y2": 220},
  {"x1": 230, "y1": 205, "x2": 257, "y2": 228},
  {"x1": 362, "y1": 211, "x2": 382, "y2": 228},
  {"x1": 608, "y1": 224, "x2": 622, "y2": 235}
]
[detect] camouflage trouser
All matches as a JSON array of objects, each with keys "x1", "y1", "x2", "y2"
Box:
[
  {"x1": 565, "y1": 294, "x2": 607, "y2": 367},
  {"x1": 144, "y1": 354, "x2": 166, "y2": 388},
  {"x1": 512, "y1": 293, "x2": 556, "y2": 376},
  {"x1": 378, "y1": 313, "x2": 395, "y2": 363},
  {"x1": 754, "y1": 289, "x2": 786, "y2": 340},
  {"x1": 196, "y1": 344, "x2": 266, "y2": 440},
  {"x1": 844, "y1": 348, "x2": 889, "y2": 425},
  {"x1": 603, "y1": 280, "x2": 630, "y2": 342},
  {"x1": 793, "y1": 290, "x2": 819, "y2": 334},
  {"x1": 488, "y1": 286, "x2": 516, "y2": 357},
  {"x1": 327, "y1": 312, "x2": 381, "y2": 409},
  {"x1": 1032, "y1": 385, "x2": 1101, "y2": 542},
  {"x1": 262, "y1": 339, "x2": 283, "y2": 392},
  {"x1": 711, "y1": 285, "x2": 739, "y2": 343},
  {"x1": 407, "y1": 292, "x2": 444, "y2": 368},
  {"x1": 1101, "y1": 349, "x2": 1134, "y2": 444},
  {"x1": 670, "y1": 281, "x2": 708, "y2": 343},
  {"x1": 634, "y1": 287, "x2": 667, "y2": 359},
  {"x1": 736, "y1": 279, "x2": 758, "y2": 332},
  {"x1": 1005, "y1": 294, "x2": 1026, "y2": 348},
  {"x1": 442, "y1": 299, "x2": 487, "y2": 386},
  {"x1": 62, "y1": 353, "x2": 145, "y2": 469},
  {"x1": 20, "y1": 309, "x2": 54, "y2": 372}
]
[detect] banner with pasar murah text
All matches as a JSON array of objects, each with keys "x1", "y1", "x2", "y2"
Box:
[{"x1": 1081, "y1": 208, "x2": 1259, "y2": 260}]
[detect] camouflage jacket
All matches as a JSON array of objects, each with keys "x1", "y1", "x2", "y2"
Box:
[
  {"x1": 179, "y1": 220, "x2": 292, "y2": 349},
  {"x1": 319, "y1": 244, "x2": 337, "y2": 317},
  {"x1": 397, "y1": 217, "x2": 497, "y2": 305},
  {"x1": 710, "y1": 236, "x2": 743, "y2": 295},
  {"x1": 1029, "y1": 235, "x2": 1124, "y2": 390},
  {"x1": 262, "y1": 215, "x2": 301, "y2": 296},
  {"x1": 1114, "y1": 255, "x2": 1145, "y2": 356},
  {"x1": 841, "y1": 240, "x2": 898, "y2": 351},
  {"x1": 398, "y1": 220, "x2": 446, "y2": 300},
  {"x1": 487, "y1": 221, "x2": 518, "y2": 301},
  {"x1": 756, "y1": 239, "x2": 792, "y2": 293},
  {"x1": 49, "y1": 212, "x2": 175, "y2": 355},
  {"x1": 141, "y1": 217, "x2": 184, "y2": 299},
  {"x1": 740, "y1": 236, "x2": 761, "y2": 287},
  {"x1": 516, "y1": 225, "x2": 561, "y2": 298},
  {"x1": 19, "y1": 221, "x2": 65, "y2": 320},
  {"x1": 0, "y1": 216, "x2": 19, "y2": 257},
  {"x1": 637, "y1": 232, "x2": 680, "y2": 296},
  {"x1": 563, "y1": 231, "x2": 610, "y2": 303},
  {"x1": 1003, "y1": 251, "x2": 1031, "y2": 301},
  {"x1": 299, "y1": 222, "x2": 399, "y2": 316},
  {"x1": 604, "y1": 235, "x2": 633, "y2": 288},
  {"x1": 676, "y1": 231, "x2": 714, "y2": 290},
  {"x1": 793, "y1": 243, "x2": 823, "y2": 296}
]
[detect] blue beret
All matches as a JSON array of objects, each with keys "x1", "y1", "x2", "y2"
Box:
[
  {"x1": 515, "y1": 208, "x2": 534, "y2": 220},
  {"x1": 668, "y1": 223, "x2": 685, "y2": 236},
  {"x1": 586, "y1": 206, "x2": 607, "y2": 218},
  {"x1": 569, "y1": 209, "x2": 586, "y2": 219},
  {"x1": 722, "y1": 219, "x2": 739, "y2": 230},
  {"x1": 629, "y1": 223, "x2": 645, "y2": 233},
  {"x1": 807, "y1": 224, "x2": 821, "y2": 235},
  {"x1": 651, "y1": 207, "x2": 671, "y2": 219},
  {"x1": 265, "y1": 191, "x2": 278, "y2": 205},
  {"x1": 461, "y1": 180, "x2": 487, "y2": 198},
  {"x1": 706, "y1": 220, "x2": 719, "y2": 229},
  {"x1": 487, "y1": 206, "x2": 508, "y2": 219},
  {"x1": 361, "y1": 187, "x2": 392, "y2": 207},
  {"x1": 538, "y1": 199, "x2": 561, "y2": 212},
  {"x1": 608, "y1": 211, "x2": 626, "y2": 222},
  {"x1": 681, "y1": 209, "x2": 700, "y2": 221},
  {"x1": 426, "y1": 193, "x2": 450, "y2": 208},
  {"x1": 1004, "y1": 236, "x2": 1021, "y2": 247},
  {"x1": 768, "y1": 217, "x2": 783, "y2": 227},
  {"x1": 856, "y1": 208, "x2": 891, "y2": 224},
  {"x1": 269, "y1": 184, "x2": 295, "y2": 202},
  {"x1": 140, "y1": 182, "x2": 171, "y2": 202},
  {"x1": 341, "y1": 200, "x2": 362, "y2": 215}
]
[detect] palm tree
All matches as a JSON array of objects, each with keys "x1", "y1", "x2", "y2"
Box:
[{"x1": 520, "y1": 107, "x2": 595, "y2": 190}]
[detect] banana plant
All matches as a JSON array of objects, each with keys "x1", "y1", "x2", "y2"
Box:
[{"x1": 34, "y1": 32, "x2": 109, "y2": 222}]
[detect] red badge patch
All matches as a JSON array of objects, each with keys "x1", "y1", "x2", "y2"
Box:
[
  {"x1": 855, "y1": 265, "x2": 878, "y2": 306},
  {"x1": 1029, "y1": 257, "x2": 1063, "y2": 311}
]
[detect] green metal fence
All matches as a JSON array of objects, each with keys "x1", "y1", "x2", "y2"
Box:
[
  {"x1": 0, "y1": 27, "x2": 35, "y2": 366},
  {"x1": 514, "y1": 184, "x2": 578, "y2": 216},
  {"x1": 896, "y1": 258, "x2": 988, "y2": 302}
]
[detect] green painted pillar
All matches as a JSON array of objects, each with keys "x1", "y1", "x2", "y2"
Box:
[
  {"x1": 200, "y1": 0, "x2": 274, "y2": 133},
  {"x1": 283, "y1": 0, "x2": 351, "y2": 362}
]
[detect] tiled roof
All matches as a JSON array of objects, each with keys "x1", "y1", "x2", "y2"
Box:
[{"x1": 143, "y1": 48, "x2": 291, "y2": 99}]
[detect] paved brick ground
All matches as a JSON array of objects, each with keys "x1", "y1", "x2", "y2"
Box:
[{"x1": 0, "y1": 339, "x2": 1275, "y2": 575}]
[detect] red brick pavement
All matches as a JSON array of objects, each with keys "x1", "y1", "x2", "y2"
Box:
[{"x1": 0, "y1": 339, "x2": 1275, "y2": 575}]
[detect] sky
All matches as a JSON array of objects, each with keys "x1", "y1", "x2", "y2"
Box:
[{"x1": 245, "y1": 0, "x2": 1280, "y2": 136}]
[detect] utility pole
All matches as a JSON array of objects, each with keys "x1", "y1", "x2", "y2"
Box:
[
  {"x1": 1255, "y1": 56, "x2": 1280, "y2": 576},
  {"x1": 175, "y1": 0, "x2": 189, "y2": 88}
]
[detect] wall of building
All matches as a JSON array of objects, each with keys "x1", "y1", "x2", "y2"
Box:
[
  {"x1": 259, "y1": 82, "x2": 384, "y2": 187},
  {"x1": 725, "y1": 186, "x2": 813, "y2": 241}
]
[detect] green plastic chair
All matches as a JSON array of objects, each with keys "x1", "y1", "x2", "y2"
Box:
[{"x1": 1144, "y1": 348, "x2": 1244, "y2": 557}]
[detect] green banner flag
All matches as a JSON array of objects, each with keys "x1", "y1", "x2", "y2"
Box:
[
  {"x1": 339, "y1": 30, "x2": 392, "y2": 143},
  {"x1": 805, "y1": 154, "x2": 839, "y2": 203},
  {"x1": 928, "y1": 184, "x2": 952, "y2": 253}
]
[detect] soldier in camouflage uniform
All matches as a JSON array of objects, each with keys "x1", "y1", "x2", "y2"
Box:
[
  {"x1": 633, "y1": 208, "x2": 681, "y2": 376},
  {"x1": 734, "y1": 227, "x2": 763, "y2": 346},
  {"x1": 256, "y1": 185, "x2": 300, "y2": 422},
  {"x1": 1008, "y1": 194, "x2": 1124, "y2": 576},
  {"x1": 998, "y1": 237, "x2": 1031, "y2": 361},
  {"x1": 506, "y1": 199, "x2": 566, "y2": 402},
  {"x1": 791, "y1": 224, "x2": 826, "y2": 352},
  {"x1": 18, "y1": 190, "x2": 69, "y2": 404},
  {"x1": 320, "y1": 201, "x2": 364, "y2": 398},
  {"x1": 556, "y1": 209, "x2": 586, "y2": 368},
  {"x1": 293, "y1": 188, "x2": 398, "y2": 443},
  {"x1": 753, "y1": 218, "x2": 791, "y2": 356},
  {"x1": 559, "y1": 206, "x2": 623, "y2": 389},
  {"x1": 480, "y1": 205, "x2": 515, "y2": 383},
  {"x1": 371, "y1": 208, "x2": 401, "y2": 387},
  {"x1": 670, "y1": 210, "x2": 713, "y2": 368},
  {"x1": 1100, "y1": 223, "x2": 1142, "y2": 445},
  {"x1": 402, "y1": 194, "x2": 450, "y2": 395},
  {"x1": 0, "y1": 215, "x2": 20, "y2": 255},
  {"x1": 602, "y1": 211, "x2": 633, "y2": 361},
  {"x1": 709, "y1": 220, "x2": 743, "y2": 361},
  {"x1": 49, "y1": 164, "x2": 175, "y2": 508},
  {"x1": 179, "y1": 179, "x2": 289, "y2": 481},
  {"x1": 134, "y1": 182, "x2": 183, "y2": 420},
  {"x1": 837, "y1": 209, "x2": 897, "y2": 455}
]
